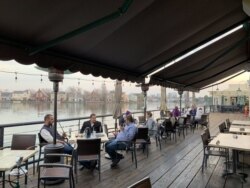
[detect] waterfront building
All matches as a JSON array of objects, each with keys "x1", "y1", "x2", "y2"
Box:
[
  {"x1": 208, "y1": 84, "x2": 248, "y2": 106},
  {"x1": 50, "y1": 91, "x2": 67, "y2": 102},
  {"x1": 32, "y1": 89, "x2": 50, "y2": 102},
  {"x1": 0, "y1": 91, "x2": 12, "y2": 101},
  {"x1": 12, "y1": 90, "x2": 31, "y2": 101}
]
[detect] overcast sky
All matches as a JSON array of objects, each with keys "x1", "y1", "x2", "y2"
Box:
[{"x1": 0, "y1": 60, "x2": 249, "y2": 97}]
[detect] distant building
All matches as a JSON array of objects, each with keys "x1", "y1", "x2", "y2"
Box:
[
  {"x1": 209, "y1": 84, "x2": 248, "y2": 106},
  {"x1": 32, "y1": 89, "x2": 49, "y2": 101},
  {"x1": 84, "y1": 90, "x2": 102, "y2": 103},
  {"x1": 1, "y1": 92, "x2": 12, "y2": 101},
  {"x1": 12, "y1": 90, "x2": 31, "y2": 101},
  {"x1": 67, "y1": 92, "x2": 83, "y2": 102},
  {"x1": 50, "y1": 91, "x2": 67, "y2": 102}
]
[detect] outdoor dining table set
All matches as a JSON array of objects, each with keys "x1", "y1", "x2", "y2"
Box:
[{"x1": 208, "y1": 120, "x2": 250, "y2": 182}]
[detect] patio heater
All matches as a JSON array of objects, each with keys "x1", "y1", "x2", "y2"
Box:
[
  {"x1": 141, "y1": 83, "x2": 149, "y2": 122},
  {"x1": 178, "y1": 89, "x2": 184, "y2": 115}
]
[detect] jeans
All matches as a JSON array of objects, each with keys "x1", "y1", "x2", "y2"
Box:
[
  {"x1": 105, "y1": 140, "x2": 127, "y2": 160},
  {"x1": 63, "y1": 143, "x2": 74, "y2": 155}
]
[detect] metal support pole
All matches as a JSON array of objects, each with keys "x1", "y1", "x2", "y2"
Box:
[
  {"x1": 53, "y1": 82, "x2": 59, "y2": 145},
  {"x1": 0, "y1": 127, "x2": 3, "y2": 147},
  {"x1": 144, "y1": 91, "x2": 147, "y2": 121}
]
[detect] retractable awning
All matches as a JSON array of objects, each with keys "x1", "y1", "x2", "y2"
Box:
[{"x1": 0, "y1": 0, "x2": 248, "y2": 91}]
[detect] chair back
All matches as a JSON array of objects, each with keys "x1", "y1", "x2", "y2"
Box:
[
  {"x1": 76, "y1": 138, "x2": 101, "y2": 155},
  {"x1": 163, "y1": 119, "x2": 174, "y2": 131},
  {"x1": 138, "y1": 116, "x2": 145, "y2": 124},
  {"x1": 127, "y1": 176, "x2": 151, "y2": 188},
  {"x1": 136, "y1": 128, "x2": 148, "y2": 140},
  {"x1": 204, "y1": 128, "x2": 211, "y2": 140},
  {"x1": 11, "y1": 134, "x2": 36, "y2": 150},
  {"x1": 201, "y1": 114, "x2": 208, "y2": 122},
  {"x1": 178, "y1": 117, "x2": 185, "y2": 126},
  {"x1": 218, "y1": 122, "x2": 226, "y2": 133},
  {"x1": 201, "y1": 132, "x2": 209, "y2": 147},
  {"x1": 38, "y1": 133, "x2": 48, "y2": 145},
  {"x1": 225, "y1": 118, "x2": 231, "y2": 128}
]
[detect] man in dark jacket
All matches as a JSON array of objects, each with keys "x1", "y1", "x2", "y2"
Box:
[
  {"x1": 80, "y1": 113, "x2": 102, "y2": 133},
  {"x1": 79, "y1": 113, "x2": 102, "y2": 170}
]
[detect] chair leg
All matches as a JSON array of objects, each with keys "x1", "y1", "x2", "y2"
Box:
[
  {"x1": 133, "y1": 144, "x2": 137, "y2": 168},
  {"x1": 202, "y1": 155, "x2": 205, "y2": 172}
]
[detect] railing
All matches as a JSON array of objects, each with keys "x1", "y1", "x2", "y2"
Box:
[{"x1": 0, "y1": 110, "x2": 160, "y2": 147}]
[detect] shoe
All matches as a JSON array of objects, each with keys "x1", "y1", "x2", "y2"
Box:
[
  {"x1": 117, "y1": 154, "x2": 124, "y2": 159},
  {"x1": 110, "y1": 158, "x2": 120, "y2": 168}
]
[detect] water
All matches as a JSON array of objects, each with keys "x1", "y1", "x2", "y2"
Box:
[
  {"x1": 0, "y1": 101, "x2": 161, "y2": 145},
  {"x1": 0, "y1": 101, "x2": 160, "y2": 124}
]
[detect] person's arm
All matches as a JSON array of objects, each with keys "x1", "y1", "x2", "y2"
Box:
[
  {"x1": 124, "y1": 125, "x2": 137, "y2": 141},
  {"x1": 80, "y1": 122, "x2": 87, "y2": 133},
  {"x1": 40, "y1": 129, "x2": 53, "y2": 143}
]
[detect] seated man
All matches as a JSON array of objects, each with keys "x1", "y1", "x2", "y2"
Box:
[
  {"x1": 79, "y1": 113, "x2": 102, "y2": 170},
  {"x1": 40, "y1": 114, "x2": 73, "y2": 155},
  {"x1": 80, "y1": 113, "x2": 102, "y2": 133},
  {"x1": 105, "y1": 115, "x2": 137, "y2": 168}
]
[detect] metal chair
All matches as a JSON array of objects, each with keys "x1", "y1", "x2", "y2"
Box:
[
  {"x1": 2, "y1": 134, "x2": 36, "y2": 187},
  {"x1": 201, "y1": 132, "x2": 229, "y2": 172},
  {"x1": 38, "y1": 153, "x2": 75, "y2": 188},
  {"x1": 163, "y1": 119, "x2": 177, "y2": 142},
  {"x1": 74, "y1": 138, "x2": 101, "y2": 181},
  {"x1": 134, "y1": 128, "x2": 150, "y2": 158},
  {"x1": 127, "y1": 176, "x2": 151, "y2": 188},
  {"x1": 4, "y1": 134, "x2": 36, "y2": 174},
  {"x1": 37, "y1": 133, "x2": 48, "y2": 171}
]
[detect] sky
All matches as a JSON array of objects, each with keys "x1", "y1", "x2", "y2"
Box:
[{"x1": 0, "y1": 60, "x2": 249, "y2": 97}]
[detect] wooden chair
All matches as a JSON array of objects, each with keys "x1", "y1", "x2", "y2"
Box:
[
  {"x1": 201, "y1": 132, "x2": 229, "y2": 172},
  {"x1": 38, "y1": 153, "x2": 75, "y2": 188},
  {"x1": 127, "y1": 176, "x2": 151, "y2": 188},
  {"x1": 74, "y1": 138, "x2": 101, "y2": 181}
]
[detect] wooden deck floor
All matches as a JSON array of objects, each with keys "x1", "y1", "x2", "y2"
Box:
[{"x1": 2, "y1": 112, "x2": 250, "y2": 188}]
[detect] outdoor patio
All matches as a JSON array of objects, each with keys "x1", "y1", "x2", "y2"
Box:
[{"x1": 2, "y1": 112, "x2": 250, "y2": 188}]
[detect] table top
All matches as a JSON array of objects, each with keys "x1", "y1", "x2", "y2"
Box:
[
  {"x1": 69, "y1": 132, "x2": 109, "y2": 143},
  {"x1": 231, "y1": 120, "x2": 250, "y2": 126},
  {"x1": 0, "y1": 149, "x2": 37, "y2": 171},
  {"x1": 209, "y1": 133, "x2": 250, "y2": 151},
  {"x1": 229, "y1": 125, "x2": 250, "y2": 134}
]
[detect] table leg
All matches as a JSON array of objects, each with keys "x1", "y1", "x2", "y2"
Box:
[
  {"x1": 25, "y1": 160, "x2": 28, "y2": 184},
  {"x1": 2, "y1": 171, "x2": 5, "y2": 188}
]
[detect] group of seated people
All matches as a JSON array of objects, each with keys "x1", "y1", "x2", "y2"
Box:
[
  {"x1": 40, "y1": 113, "x2": 103, "y2": 170},
  {"x1": 40, "y1": 107, "x2": 199, "y2": 169}
]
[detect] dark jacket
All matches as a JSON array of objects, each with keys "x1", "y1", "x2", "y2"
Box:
[{"x1": 80, "y1": 121, "x2": 102, "y2": 133}]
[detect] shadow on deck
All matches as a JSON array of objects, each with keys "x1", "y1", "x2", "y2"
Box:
[{"x1": 2, "y1": 112, "x2": 250, "y2": 188}]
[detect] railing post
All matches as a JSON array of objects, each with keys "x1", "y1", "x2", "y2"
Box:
[{"x1": 0, "y1": 126, "x2": 4, "y2": 147}]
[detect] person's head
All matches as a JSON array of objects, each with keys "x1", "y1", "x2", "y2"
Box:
[
  {"x1": 175, "y1": 106, "x2": 178, "y2": 110},
  {"x1": 146, "y1": 111, "x2": 152, "y2": 119},
  {"x1": 44, "y1": 114, "x2": 54, "y2": 126},
  {"x1": 126, "y1": 115, "x2": 134, "y2": 124},
  {"x1": 90, "y1": 113, "x2": 96, "y2": 123},
  {"x1": 125, "y1": 110, "x2": 131, "y2": 116}
]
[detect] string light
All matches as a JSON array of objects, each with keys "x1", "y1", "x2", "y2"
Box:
[
  {"x1": 14, "y1": 72, "x2": 17, "y2": 81},
  {"x1": 0, "y1": 70, "x2": 137, "y2": 86}
]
